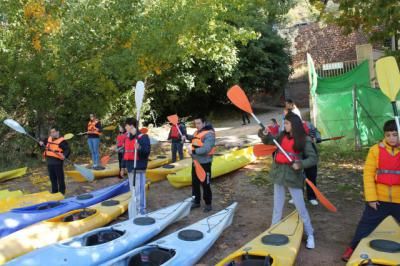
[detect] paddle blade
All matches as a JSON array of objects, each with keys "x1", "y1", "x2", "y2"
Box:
[
  {"x1": 376, "y1": 56, "x2": 400, "y2": 101},
  {"x1": 305, "y1": 178, "x2": 337, "y2": 212},
  {"x1": 253, "y1": 144, "x2": 277, "y2": 157},
  {"x1": 74, "y1": 164, "x2": 95, "y2": 182},
  {"x1": 193, "y1": 160, "x2": 206, "y2": 182},
  {"x1": 139, "y1": 127, "x2": 148, "y2": 134},
  {"x1": 135, "y1": 81, "x2": 145, "y2": 119},
  {"x1": 100, "y1": 155, "x2": 111, "y2": 166},
  {"x1": 3, "y1": 119, "x2": 27, "y2": 134},
  {"x1": 227, "y1": 85, "x2": 253, "y2": 114},
  {"x1": 167, "y1": 114, "x2": 179, "y2": 125},
  {"x1": 103, "y1": 125, "x2": 116, "y2": 131},
  {"x1": 63, "y1": 133, "x2": 74, "y2": 140}
]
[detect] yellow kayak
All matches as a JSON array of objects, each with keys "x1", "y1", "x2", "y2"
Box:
[
  {"x1": 66, "y1": 155, "x2": 170, "y2": 182},
  {"x1": 146, "y1": 158, "x2": 192, "y2": 183},
  {"x1": 216, "y1": 211, "x2": 303, "y2": 266},
  {"x1": 0, "y1": 192, "x2": 130, "y2": 263},
  {"x1": 347, "y1": 215, "x2": 400, "y2": 266},
  {"x1": 167, "y1": 146, "x2": 256, "y2": 188},
  {"x1": 0, "y1": 191, "x2": 64, "y2": 213},
  {"x1": 0, "y1": 190, "x2": 23, "y2": 200},
  {"x1": 0, "y1": 167, "x2": 27, "y2": 182}
]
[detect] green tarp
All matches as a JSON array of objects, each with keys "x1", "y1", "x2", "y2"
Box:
[{"x1": 308, "y1": 55, "x2": 398, "y2": 146}]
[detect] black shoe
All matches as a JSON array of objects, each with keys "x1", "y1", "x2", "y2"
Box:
[
  {"x1": 203, "y1": 205, "x2": 212, "y2": 213},
  {"x1": 93, "y1": 165, "x2": 105, "y2": 170},
  {"x1": 191, "y1": 203, "x2": 201, "y2": 209}
]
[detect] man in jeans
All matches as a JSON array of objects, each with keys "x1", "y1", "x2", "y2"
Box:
[
  {"x1": 168, "y1": 119, "x2": 187, "y2": 162},
  {"x1": 186, "y1": 116, "x2": 216, "y2": 213},
  {"x1": 86, "y1": 113, "x2": 103, "y2": 170}
]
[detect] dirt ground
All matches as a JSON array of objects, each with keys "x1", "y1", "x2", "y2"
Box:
[{"x1": 0, "y1": 108, "x2": 366, "y2": 266}]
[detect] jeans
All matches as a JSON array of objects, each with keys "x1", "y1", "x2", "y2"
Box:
[
  {"x1": 87, "y1": 137, "x2": 100, "y2": 166},
  {"x1": 127, "y1": 171, "x2": 146, "y2": 217},
  {"x1": 171, "y1": 142, "x2": 184, "y2": 163}
]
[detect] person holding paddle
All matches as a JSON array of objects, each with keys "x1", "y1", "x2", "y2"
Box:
[
  {"x1": 39, "y1": 126, "x2": 70, "y2": 195},
  {"x1": 258, "y1": 112, "x2": 318, "y2": 249},
  {"x1": 116, "y1": 125, "x2": 127, "y2": 179},
  {"x1": 186, "y1": 115, "x2": 216, "y2": 213},
  {"x1": 86, "y1": 113, "x2": 103, "y2": 170},
  {"x1": 120, "y1": 118, "x2": 151, "y2": 215},
  {"x1": 168, "y1": 118, "x2": 187, "y2": 163},
  {"x1": 342, "y1": 119, "x2": 400, "y2": 261}
]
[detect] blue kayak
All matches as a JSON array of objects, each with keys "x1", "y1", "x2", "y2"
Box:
[{"x1": 0, "y1": 180, "x2": 129, "y2": 238}]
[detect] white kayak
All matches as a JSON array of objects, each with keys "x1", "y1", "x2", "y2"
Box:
[
  {"x1": 101, "y1": 202, "x2": 238, "y2": 266},
  {"x1": 7, "y1": 198, "x2": 192, "y2": 266}
]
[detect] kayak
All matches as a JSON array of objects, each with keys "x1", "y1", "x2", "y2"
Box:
[
  {"x1": 101, "y1": 202, "x2": 238, "y2": 266},
  {"x1": 216, "y1": 211, "x2": 303, "y2": 266},
  {"x1": 0, "y1": 191, "x2": 64, "y2": 213},
  {"x1": 146, "y1": 158, "x2": 192, "y2": 183},
  {"x1": 0, "y1": 190, "x2": 23, "y2": 200},
  {"x1": 167, "y1": 146, "x2": 255, "y2": 188},
  {"x1": 66, "y1": 155, "x2": 170, "y2": 182},
  {"x1": 0, "y1": 180, "x2": 129, "y2": 238},
  {"x1": 0, "y1": 192, "x2": 130, "y2": 264},
  {"x1": 0, "y1": 167, "x2": 27, "y2": 182},
  {"x1": 347, "y1": 215, "x2": 400, "y2": 266},
  {"x1": 8, "y1": 198, "x2": 192, "y2": 266}
]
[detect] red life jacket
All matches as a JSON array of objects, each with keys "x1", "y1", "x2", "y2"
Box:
[
  {"x1": 170, "y1": 125, "x2": 180, "y2": 139},
  {"x1": 116, "y1": 133, "x2": 126, "y2": 147},
  {"x1": 274, "y1": 136, "x2": 300, "y2": 164},
  {"x1": 376, "y1": 143, "x2": 400, "y2": 186},
  {"x1": 268, "y1": 125, "x2": 280, "y2": 136},
  {"x1": 302, "y1": 121, "x2": 310, "y2": 135},
  {"x1": 123, "y1": 134, "x2": 144, "y2": 161}
]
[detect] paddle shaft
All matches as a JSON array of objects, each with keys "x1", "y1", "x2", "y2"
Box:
[{"x1": 249, "y1": 113, "x2": 265, "y2": 130}]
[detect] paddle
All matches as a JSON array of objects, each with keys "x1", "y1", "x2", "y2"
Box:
[
  {"x1": 63, "y1": 133, "x2": 74, "y2": 140},
  {"x1": 227, "y1": 85, "x2": 337, "y2": 212},
  {"x1": 253, "y1": 144, "x2": 277, "y2": 157},
  {"x1": 319, "y1": 136, "x2": 345, "y2": 142},
  {"x1": 376, "y1": 56, "x2": 400, "y2": 140},
  {"x1": 3, "y1": 119, "x2": 94, "y2": 181},
  {"x1": 167, "y1": 114, "x2": 206, "y2": 181}
]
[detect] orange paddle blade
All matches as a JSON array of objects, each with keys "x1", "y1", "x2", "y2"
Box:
[
  {"x1": 167, "y1": 114, "x2": 179, "y2": 125},
  {"x1": 139, "y1": 127, "x2": 148, "y2": 134},
  {"x1": 253, "y1": 144, "x2": 277, "y2": 157},
  {"x1": 305, "y1": 178, "x2": 337, "y2": 212},
  {"x1": 193, "y1": 160, "x2": 206, "y2": 182},
  {"x1": 227, "y1": 85, "x2": 253, "y2": 114},
  {"x1": 100, "y1": 155, "x2": 110, "y2": 166}
]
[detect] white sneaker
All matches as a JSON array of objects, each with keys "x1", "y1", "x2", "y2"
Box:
[
  {"x1": 306, "y1": 235, "x2": 315, "y2": 249},
  {"x1": 288, "y1": 199, "x2": 294, "y2": 204},
  {"x1": 309, "y1": 199, "x2": 319, "y2": 206}
]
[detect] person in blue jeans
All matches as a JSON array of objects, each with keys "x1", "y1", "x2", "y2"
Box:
[
  {"x1": 168, "y1": 120, "x2": 187, "y2": 162},
  {"x1": 86, "y1": 114, "x2": 103, "y2": 170},
  {"x1": 121, "y1": 117, "x2": 151, "y2": 217}
]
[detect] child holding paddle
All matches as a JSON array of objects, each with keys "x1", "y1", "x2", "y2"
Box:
[
  {"x1": 258, "y1": 112, "x2": 318, "y2": 249},
  {"x1": 121, "y1": 118, "x2": 151, "y2": 215},
  {"x1": 342, "y1": 119, "x2": 400, "y2": 261}
]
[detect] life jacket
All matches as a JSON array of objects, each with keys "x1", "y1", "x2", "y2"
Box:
[
  {"x1": 87, "y1": 120, "x2": 101, "y2": 135},
  {"x1": 268, "y1": 124, "x2": 280, "y2": 136},
  {"x1": 123, "y1": 134, "x2": 144, "y2": 161},
  {"x1": 191, "y1": 130, "x2": 216, "y2": 156},
  {"x1": 43, "y1": 137, "x2": 65, "y2": 160},
  {"x1": 170, "y1": 125, "x2": 180, "y2": 139},
  {"x1": 376, "y1": 143, "x2": 400, "y2": 186},
  {"x1": 116, "y1": 133, "x2": 126, "y2": 148},
  {"x1": 274, "y1": 136, "x2": 300, "y2": 164}
]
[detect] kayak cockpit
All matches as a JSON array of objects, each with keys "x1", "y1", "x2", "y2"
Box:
[
  {"x1": 223, "y1": 255, "x2": 273, "y2": 266},
  {"x1": 127, "y1": 246, "x2": 176, "y2": 265},
  {"x1": 64, "y1": 228, "x2": 125, "y2": 247}
]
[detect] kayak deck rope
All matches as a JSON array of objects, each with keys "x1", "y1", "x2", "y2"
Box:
[
  {"x1": 267, "y1": 212, "x2": 300, "y2": 237},
  {"x1": 145, "y1": 198, "x2": 192, "y2": 221},
  {"x1": 205, "y1": 207, "x2": 233, "y2": 233}
]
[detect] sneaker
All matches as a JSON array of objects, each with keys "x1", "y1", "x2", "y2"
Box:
[
  {"x1": 203, "y1": 205, "x2": 212, "y2": 213},
  {"x1": 190, "y1": 203, "x2": 200, "y2": 210},
  {"x1": 306, "y1": 235, "x2": 315, "y2": 249},
  {"x1": 309, "y1": 199, "x2": 319, "y2": 206},
  {"x1": 288, "y1": 199, "x2": 294, "y2": 204},
  {"x1": 341, "y1": 247, "x2": 354, "y2": 262}
]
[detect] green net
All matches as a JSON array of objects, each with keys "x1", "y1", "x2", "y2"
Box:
[{"x1": 308, "y1": 56, "x2": 398, "y2": 146}]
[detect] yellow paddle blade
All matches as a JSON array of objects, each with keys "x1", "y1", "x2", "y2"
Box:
[
  {"x1": 103, "y1": 125, "x2": 116, "y2": 131},
  {"x1": 63, "y1": 133, "x2": 74, "y2": 140},
  {"x1": 376, "y1": 56, "x2": 400, "y2": 101}
]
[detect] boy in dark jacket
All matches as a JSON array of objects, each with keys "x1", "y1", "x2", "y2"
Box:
[{"x1": 121, "y1": 118, "x2": 151, "y2": 217}]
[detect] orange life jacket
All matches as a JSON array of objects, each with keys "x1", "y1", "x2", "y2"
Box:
[
  {"x1": 43, "y1": 137, "x2": 65, "y2": 160},
  {"x1": 274, "y1": 136, "x2": 300, "y2": 164},
  {"x1": 191, "y1": 130, "x2": 216, "y2": 155},
  {"x1": 170, "y1": 125, "x2": 180, "y2": 139},
  {"x1": 87, "y1": 120, "x2": 101, "y2": 135},
  {"x1": 376, "y1": 143, "x2": 400, "y2": 186},
  {"x1": 123, "y1": 134, "x2": 144, "y2": 161}
]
